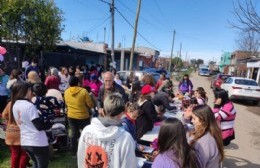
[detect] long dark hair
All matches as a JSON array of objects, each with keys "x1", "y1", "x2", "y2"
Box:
[
  {"x1": 190, "y1": 105, "x2": 224, "y2": 162},
  {"x1": 9, "y1": 82, "x2": 32, "y2": 124},
  {"x1": 214, "y1": 89, "x2": 230, "y2": 107},
  {"x1": 157, "y1": 118, "x2": 200, "y2": 168}
]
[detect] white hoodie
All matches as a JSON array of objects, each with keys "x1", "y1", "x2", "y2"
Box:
[{"x1": 77, "y1": 117, "x2": 137, "y2": 168}]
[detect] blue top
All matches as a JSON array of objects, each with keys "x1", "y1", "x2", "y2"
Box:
[
  {"x1": 121, "y1": 117, "x2": 136, "y2": 140},
  {"x1": 0, "y1": 74, "x2": 10, "y2": 96}
]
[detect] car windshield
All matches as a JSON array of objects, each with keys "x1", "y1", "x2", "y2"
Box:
[
  {"x1": 202, "y1": 68, "x2": 209, "y2": 71},
  {"x1": 234, "y1": 79, "x2": 258, "y2": 86},
  {"x1": 220, "y1": 75, "x2": 230, "y2": 80}
]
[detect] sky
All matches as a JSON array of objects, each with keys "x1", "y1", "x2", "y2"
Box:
[{"x1": 54, "y1": 0, "x2": 253, "y2": 64}]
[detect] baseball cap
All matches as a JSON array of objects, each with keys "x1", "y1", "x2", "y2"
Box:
[{"x1": 141, "y1": 84, "x2": 156, "y2": 95}]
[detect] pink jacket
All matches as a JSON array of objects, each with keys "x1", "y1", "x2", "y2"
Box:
[
  {"x1": 213, "y1": 101, "x2": 236, "y2": 140},
  {"x1": 88, "y1": 80, "x2": 102, "y2": 97}
]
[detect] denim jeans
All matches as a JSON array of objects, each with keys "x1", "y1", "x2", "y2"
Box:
[
  {"x1": 22, "y1": 146, "x2": 49, "y2": 168},
  {"x1": 67, "y1": 117, "x2": 90, "y2": 155}
]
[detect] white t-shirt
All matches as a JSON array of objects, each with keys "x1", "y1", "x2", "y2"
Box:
[{"x1": 12, "y1": 99, "x2": 48, "y2": 147}]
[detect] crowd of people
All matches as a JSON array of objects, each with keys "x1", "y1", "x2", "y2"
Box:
[{"x1": 0, "y1": 58, "x2": 237, "y2": 168}]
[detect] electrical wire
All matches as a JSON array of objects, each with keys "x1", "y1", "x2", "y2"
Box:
[{"x1": 115, "y1": 7, "x2": 161, "y2": 51}]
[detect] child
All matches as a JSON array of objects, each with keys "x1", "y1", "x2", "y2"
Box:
[
  {"x1": 194, "y1": 87, "x2": 208, "y2": 105},
  {"x1": 121, "y1": 102, "x2": 139, "y2": 140},
  {"x1": 31, "y1": 83, "x2": 63, "y2": 142}
]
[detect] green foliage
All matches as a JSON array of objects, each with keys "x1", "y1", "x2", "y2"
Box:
[
  {"x1": 0, "y1": 140, "x2": 77, "y2": 168},
  {"x1": 0, "y1": 0, "x2": 64, "y2": 57},
  {"x1": 171, "y1": 57, "x2": 183, "y2": 70}
]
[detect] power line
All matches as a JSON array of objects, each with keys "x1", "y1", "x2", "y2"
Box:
[
  {"x1": 116, "y1": 0, "x2": 155, "y2": 27},
  {"x1": 152, "y1": 0, "x2": 172, "y2": 31},
  {"x1": 115, "y1": 7, "x2": 161, "y2": 51},
  {"x1": 87, "y1": 14, "x2": 110, "y2": 34}
]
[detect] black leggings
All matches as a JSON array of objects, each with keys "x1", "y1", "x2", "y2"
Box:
[
  {"x1": 0, "y1": 95, "x2": 8, "y2": 114},
  {"x1": 22, "y1": 146, "x2": 49, "y2": 168}
]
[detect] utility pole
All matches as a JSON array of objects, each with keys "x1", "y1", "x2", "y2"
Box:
[
  {"x1": 110, "y1": 0, "x2": 115, "y2": 69},
  {"x1": 129, "y1": 0, "x2": 142, "y2": 71},
  {"x1": 179, "y1": 42, "x2": 182, "y2": 58},
  {"x1": 104, "y1": 27, "x2": 106, "y2": 43},
  {"x1": 168, "y1": 30, "x2": 176, "y2": 72}
]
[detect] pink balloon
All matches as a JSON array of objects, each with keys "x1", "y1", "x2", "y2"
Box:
[
  {"x1": 0, "y1": 46, "x2": 7, "y2": 55},
  {"x1": 0, "y1": 54, "x2": 4, "y2": 62}
]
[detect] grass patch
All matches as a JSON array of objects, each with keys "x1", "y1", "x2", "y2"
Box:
[{"x1": 0, "y1": 140, "x2": 77, "y2": 168}]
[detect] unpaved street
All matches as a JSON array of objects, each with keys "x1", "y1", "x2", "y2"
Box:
[{"x1": 173, "y1": 72, "x2": 260, "y2": 168}]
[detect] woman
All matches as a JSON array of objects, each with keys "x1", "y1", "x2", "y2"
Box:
[
  {"x1": 44, "y1": 67, "x2": 61, "y2": 90},
  {"x1": 213, "y1": 89, "x2": 236, "y2": 146},
  {"x1": 7, "y1": 69, "x2": 23, "y2": 91},
  {"x1": 114, "y1": 73, "x2": 122, "y2": 86},
  {"x1": 178, "y1": 74, "x2": 193, "y2": 95},
  {"x1": 142, "y1": 73, "x2": 155, "y2": 87},
  {"x1": 59, "y1": 67, "x2": 70, "y2": 92},
  {"x1": 88, "y1": 74, "x2": 102, "y2": 97},
  {"x1": 64, "y1": 76, "x2": 94, "y2": 156},
  {"x1": 152, "y1": 118, "x2": 200, "y2": 168},
  {"x1": 155, "y1": 73, "x2": 166, "y2": 91},
  {"x1": 136, "y1": 84, "x2": 157, "y2": 140},
  {"x1": 2, "y1": 102, "x2": 29, "y2": 168},
  {"x1": 0, "y1": 66, "x2": 9, "y2": 114},
  {"x1": 11, "y1": 82, "x2": 51, "y2": 168},
  {"x1": 27, "y1": 71, "x2": 41, "y2": 84},
  {"x1": 190, "y1": 105, "x2": 224, "y2": 168}
]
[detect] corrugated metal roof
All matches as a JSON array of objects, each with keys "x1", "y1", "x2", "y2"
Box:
[{"x1": 57, "y1": 41, "x2": 107, "y2": 53}]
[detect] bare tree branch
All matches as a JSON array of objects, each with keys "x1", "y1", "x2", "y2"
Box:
[{"x1": 230, "y1": 0, "x2": 260, "y2": 33}]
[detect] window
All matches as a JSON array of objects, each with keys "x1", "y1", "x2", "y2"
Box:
[{"x1": 235, "y1": 79, "x2": 258, "y2": 86}]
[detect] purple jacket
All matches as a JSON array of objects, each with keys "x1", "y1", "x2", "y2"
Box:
[
  {"x1": 178, "y1": 80, "x2": 193, "y2": 93},
  {"x1": 152, "y1": 150, "x2": 181, "y2": 168}
]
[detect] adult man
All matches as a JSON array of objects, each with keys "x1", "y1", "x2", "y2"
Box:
[
  {"x1": 97, "y1": 71, "x2": 128, "y2": 116},
  {"x1": 77, "y1": 93, "x2": 137, "y2": 168},
  {"x1": 25, "y1": 58, "x2": 39, "y2": 80}
]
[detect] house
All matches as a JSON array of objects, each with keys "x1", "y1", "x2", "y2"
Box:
[
  {"x1": 107, "y1": 46, "x2": 160, "y2": 71},
  {"x1": 1, "y1": 40, "x2": 159, "y2": 72},
  {"x1": 228, "y1": 51, "x2": 252, "y2": 76},
  {"x1": 246, "y1": 57, "x2": 260, "y2": 84},
  {"x1": 219, "y1": 52, "x2": 231, "y2": 73}
]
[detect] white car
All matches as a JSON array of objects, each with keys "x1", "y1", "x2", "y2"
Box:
[{"x1": 221, "y1": 77, "x2": 260, "y2": 104}]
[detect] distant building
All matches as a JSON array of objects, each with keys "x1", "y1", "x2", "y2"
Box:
[{"x1": 219, "y1": 52, "x2": 231, "y2": 73}]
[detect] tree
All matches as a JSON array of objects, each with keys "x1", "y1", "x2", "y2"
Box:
[
  {"x1": 0, "y1": 0, "x2": 64, "y2": 58},
  {"x1": 236, "y1": 30, "x2": 259, "y2": 56},
  {"x1": 230, "y1": 0, "x2": 260, "y2": 56},
  {"x1": 196, "y1": 59, "x2": 204, "y2": 65},
  {"x1": 230, "y1": 0, "x2": 260, "y2": 33},
  {"x1": 171, "y1": 57, "x2": 183, "y2": 70}
]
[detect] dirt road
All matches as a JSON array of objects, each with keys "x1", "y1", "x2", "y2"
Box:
[{"x1": 174, "y1": 72, "x2": 260, "y2": 168}]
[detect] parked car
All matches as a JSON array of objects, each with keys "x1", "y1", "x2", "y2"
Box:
[
  {"x1": 117, "y1": 70, "x2": 145, "y2": 83},
  {"x1": 143, "y1": 68, "x2": 171, "y2": 79},
  {"x1": 117, "y1": 70, "x2": 160, "y2": 84},
  {"x1": 221, "y1": 77, "x2": 260, "y2": 104},
  {"x1": 199, "y1": 67, "x2": 210, "y2": 76},
  {"x1": 210, "y1": 73, "x2": 232, "y2": 90}
]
